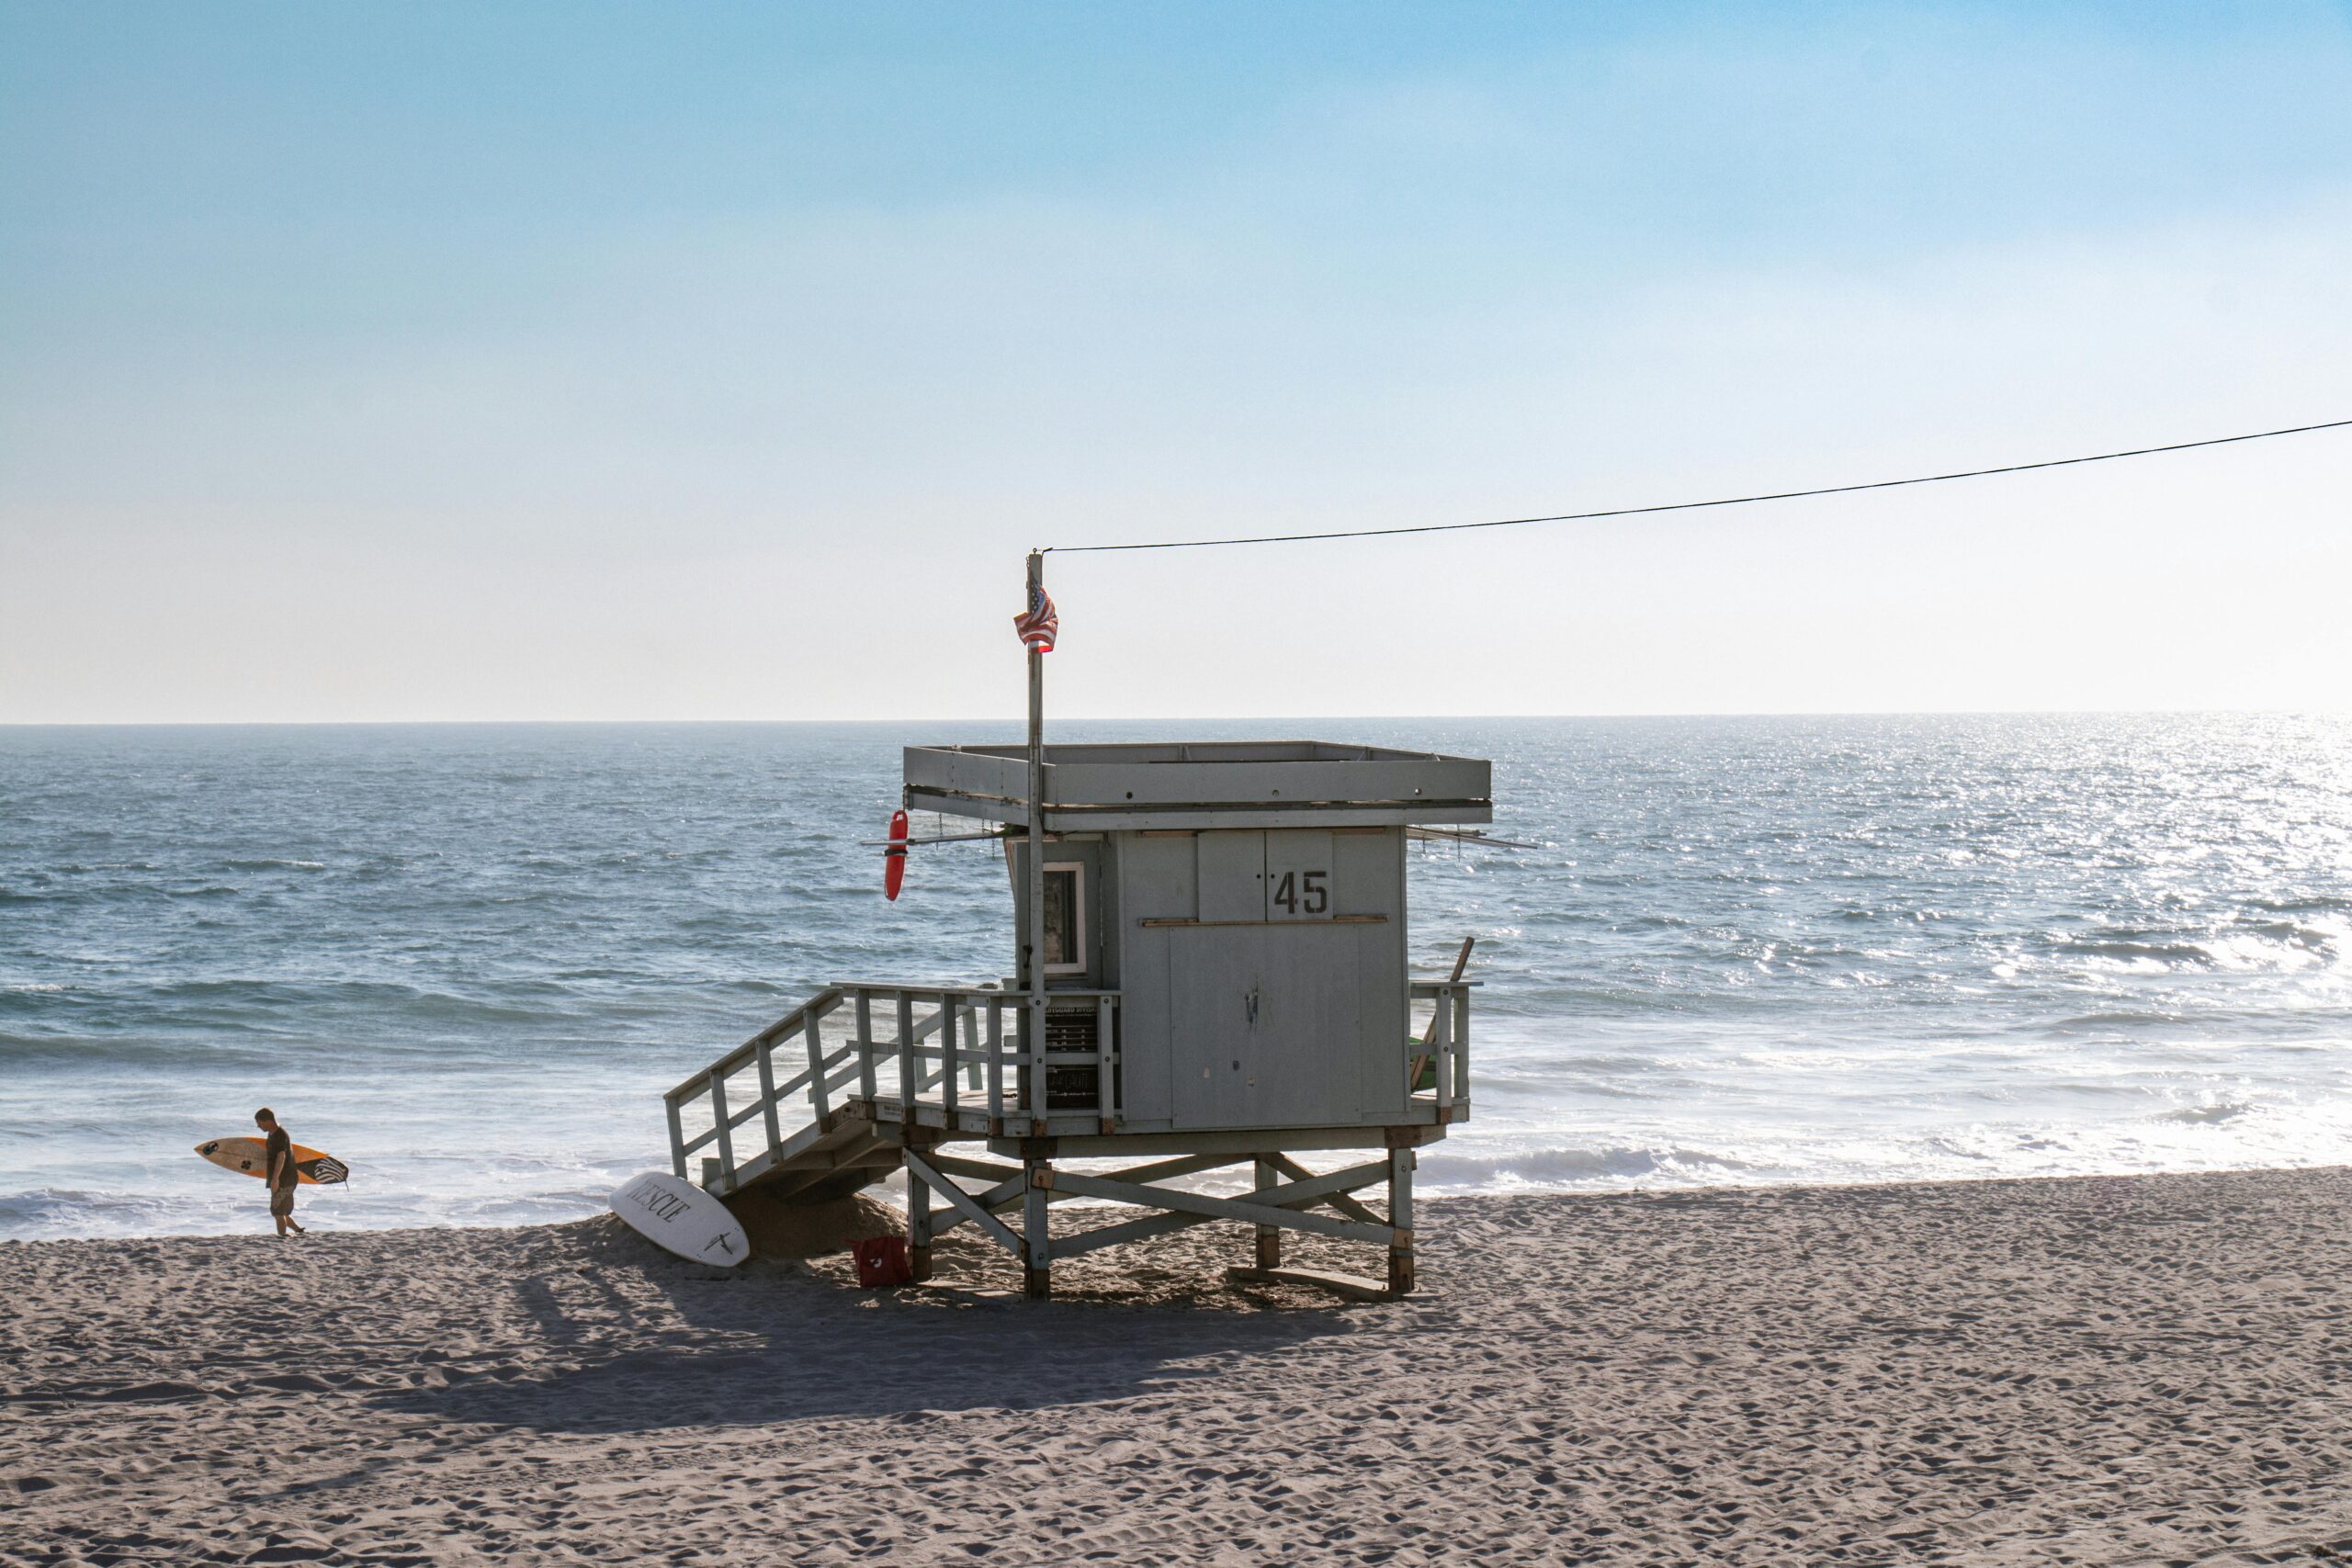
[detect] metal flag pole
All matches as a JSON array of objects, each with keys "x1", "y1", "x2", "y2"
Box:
[
  {"x1": 1021, "y1": 549, "x2": 1052, "y2": 1295},
  {"x1": 1023, "y1": 549, "x2": 1048, "y2": 1066}
]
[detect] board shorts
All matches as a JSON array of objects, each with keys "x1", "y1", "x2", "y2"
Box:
[{"x1": 270, "y1": 1184, "x2": 296, "y2": 1217}]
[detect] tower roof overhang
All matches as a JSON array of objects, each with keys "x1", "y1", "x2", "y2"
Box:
[{"x1": 903, "y1": 740, "x2": 1492, "y2": 833}]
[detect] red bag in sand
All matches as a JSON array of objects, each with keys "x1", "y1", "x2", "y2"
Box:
[{"x1": 853, "y1": 1235, "x2": 912, "y2": 1287}]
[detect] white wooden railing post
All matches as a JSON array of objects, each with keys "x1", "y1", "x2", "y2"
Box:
[
  {"x1": 940, "y1": 999, "x2": 959, "y2": 1122},
  {"x1": 709, "y1": 1069, "x2": 736, "y2": 1183},
  {"x1": 896, "y1": 992, "x2": 917, "y2": 1112},
  {"x1": 755, "y1": 1034, "x2": 782, "y2": 1158},
  {"x1": 985, "y1": 998, "x2": 1004, "y2": 1118},
  {"x1": 1431, "y1": 998, "x2": 1454, "y2": 1116},
  {"x1": 1453, "y1": 983, "x2": 1470, "y2": 1108},
  {"x1": 664, "y1": 1094, "x2": 687, "y2": 1179},
  {"x1": 854, "y1": 990, "x2": 876, "y2": 1104},
  {"x1": 804, "y1": 1010, "x2": 830, "y2": 1120}
]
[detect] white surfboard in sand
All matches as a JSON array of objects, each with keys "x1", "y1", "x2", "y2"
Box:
[{"x1": 610, "y1": 1172, "x2": 749, "y2": 1266}]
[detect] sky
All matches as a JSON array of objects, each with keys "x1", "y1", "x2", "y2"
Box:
[{"x1": 3, "y1": 1, "x2": 2349, "y2": 723}]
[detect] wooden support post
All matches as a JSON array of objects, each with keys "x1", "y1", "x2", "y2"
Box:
[
  {"x1": 664, "y1": 1096, "x2": 687, "y2": 1180},
  {"x1": 1023, "y1": 1157, "x2": 1053, "y2": 1298},
  {"x1": 1388, "y1": 1145, "x2": 1416, "y2": 1296},
  {"x1": 1096, "y1": 992, "x2": 1116, "y2": 1128},
  {"x1": 1024, "y1": 1001, "x2": 1047, "y2": 1133},
  {"x1": 1253, "y1": 1155, "x2": 1281, "y2": 1270},
  {"x1": 907, "y1": 1142, "x2": 933, "y2": 1282}
]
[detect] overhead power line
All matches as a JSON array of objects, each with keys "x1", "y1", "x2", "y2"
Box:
[{"x1": 1043, "y1": 416, "x2": 2352, "y2": 555}]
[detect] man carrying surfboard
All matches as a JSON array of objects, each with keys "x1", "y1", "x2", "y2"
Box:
[{"x1": 255, "y1": 1108, "x2": 306, "y2": 1236}]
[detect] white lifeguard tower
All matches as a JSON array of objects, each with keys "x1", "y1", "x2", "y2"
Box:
[{"x1": 662, "y1": 558, "x2": 1492, "y2": 1298}]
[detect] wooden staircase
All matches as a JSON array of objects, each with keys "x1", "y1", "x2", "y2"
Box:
[
  {"x1": 664, "y1": 986, "x2": 877, "y2": 1203},
  {"x1": 663, "y1": 982, "x2": 1120, "y2": 1204}
]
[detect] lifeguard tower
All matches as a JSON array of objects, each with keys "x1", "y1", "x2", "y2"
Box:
[{"x1": 662, "y1": 558, "x2": 1491, "y2": 1299}]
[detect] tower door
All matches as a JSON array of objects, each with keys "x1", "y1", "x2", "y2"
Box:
[{"x1": 1166, "y1": 923, "x2": 1366, "y2": 1130}]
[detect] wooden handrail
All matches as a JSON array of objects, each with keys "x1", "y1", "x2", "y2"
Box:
[
  {"x1": 663, "y1": 986, "x2": 845, "y2": 1103},
  {"x1": 667, "y1": 982, "x2": 1128, "y2": 1179},
  {"x1": 1407, "y1": 973, "x2": 1473, "y2": 1101}
]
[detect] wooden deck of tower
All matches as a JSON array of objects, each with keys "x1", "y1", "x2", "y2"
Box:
[{"x1": 663, "y1": 739, "x2": 1492, "y2": 1299}]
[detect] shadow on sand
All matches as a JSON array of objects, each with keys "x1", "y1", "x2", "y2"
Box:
[{"x1": 369, "y1": 1234, "x2": 1356, "y2": 1436}]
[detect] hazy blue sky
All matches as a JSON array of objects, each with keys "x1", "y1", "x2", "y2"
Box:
[{"x1": 4, "y1": 2, "x2": 2348, "y2": 721}]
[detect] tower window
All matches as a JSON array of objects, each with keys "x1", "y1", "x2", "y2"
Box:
[{"x1": 1042, "y1": 863, "x2": 1085, "y2": 974}]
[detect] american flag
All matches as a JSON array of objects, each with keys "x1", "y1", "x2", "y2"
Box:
[{"x1": 1012, "y1": 583, "x2": 1057, "y2": 652}]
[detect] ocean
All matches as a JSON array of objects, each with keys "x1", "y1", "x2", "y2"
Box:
[{"x1": 2, "y1": 715, "x2": 2347, "y2": 1241}]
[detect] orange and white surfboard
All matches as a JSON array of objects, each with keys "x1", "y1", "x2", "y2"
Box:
[{"x1": 194, "y1": 1136, "x2": 349, "y2": 1185}]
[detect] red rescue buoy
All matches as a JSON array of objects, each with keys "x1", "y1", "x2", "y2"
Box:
[{"x1": 883, "y1": 808, "x2": 909, "y2": 900}]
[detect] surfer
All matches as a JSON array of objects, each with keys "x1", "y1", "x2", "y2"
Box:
[{"x1": 254, "y1": 1108, "x2": 306, "y2": 1236}]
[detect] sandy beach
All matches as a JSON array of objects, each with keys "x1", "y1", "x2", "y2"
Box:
[{"x1": 7, "y1": 1167, "x2": 2352, "y2": 1565}]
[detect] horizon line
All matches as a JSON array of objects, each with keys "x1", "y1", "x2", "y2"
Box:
[{"x1": 1, "y1": 705, "x2": 2343, "y2": 729}]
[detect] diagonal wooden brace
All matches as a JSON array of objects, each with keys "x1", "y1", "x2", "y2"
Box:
[
  {"x1": 1264, "y1": 1151, "x2": 1384, "y2": 1226},
  {"x1": 1044, "y1": 1160, "x2": 1397, "y2": 1250},
  {"x1": 927, "y1": 1150, "x2": 1255, "y2": 1239},
  {"x1": 900, "y1": 1149, "x2": 1026, "y2": 1258},
  {"x1": 1049, "y1": 1158, "x2": 1402, "y2": 1260}
]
